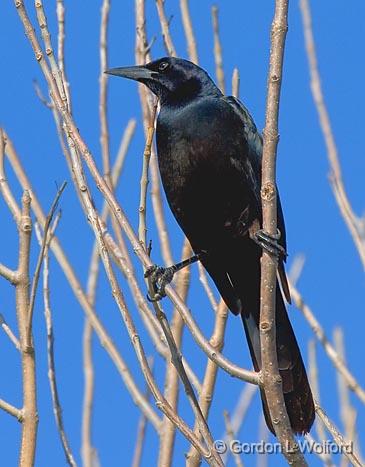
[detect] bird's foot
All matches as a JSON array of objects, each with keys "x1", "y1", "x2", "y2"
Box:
[
  {"x1": 253, "y1": 229, "x2": 287, "y2": 259},
  {"x1": 144, "y1": 265, "x2": 175, "y2": 302}
]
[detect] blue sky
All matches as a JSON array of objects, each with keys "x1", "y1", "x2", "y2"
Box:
[{"x1": 1, "y1": 1, "x2": 364, "y2": 466}]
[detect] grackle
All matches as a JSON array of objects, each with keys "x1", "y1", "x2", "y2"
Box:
[{"x1": 106, "y1": 57, "x2": 315, "y2": 435}]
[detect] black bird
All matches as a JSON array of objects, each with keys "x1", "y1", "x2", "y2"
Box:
[{"x1": 107, "y1": 57, "x2": 315, "y2": 435}]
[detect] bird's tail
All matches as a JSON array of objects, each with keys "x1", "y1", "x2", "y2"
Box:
[{"x1": 241, "y1": 285, "x2": 315, "y2": 435}]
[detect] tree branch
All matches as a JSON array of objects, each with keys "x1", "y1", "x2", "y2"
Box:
[
  {"x1": 259, "y1": 1, "x2": 307, "y2": 464},
  {"x1": 180, "y1": 0, "x2": 198, "y2": 64},
  {"x1": 299, "y1": 0, "x2": 365, "y2": 269},
  {"x1": 0, "y1": 398, "x2": 22, "y2": 421},
  {"x1": 17, "y1": 191, "x2": 38, "y2": 467},
  {"x1": 26, "y1": 181, "x2": 67, "y2": 348},
  {"x1": 290, "y1": 281, "x2": 365, "y2": 404}
]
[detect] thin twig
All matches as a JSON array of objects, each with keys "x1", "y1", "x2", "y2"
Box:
[
  {"x1": 81, "y1": 121, "x2": 136, "y2": 467},
  {"x1": 231, "y1": 68, "x2": 240, "y2": 99},
  {"x1": 139, "y1": 101, "x2": 158, "y2": 250},
  {"x1": 223, "y1": 411, "x2": 244, "y2": 467},
  {"x1": 158, "y1": 239, "x2": 192, "y2": 467},
  {"x1": 106, "y1": 232, "x2": 201, "y2": 394},
  {"x1": 180, "y1": 0, "x2": 198, "y2": 63},
  {"x1": 333, "y1": 328, "x2": 363, "y2": 467},
  {"x1": 290, "y1": 281, "x2": 365, "y2": 404},
  {"x1": 80, "y1": 5, "x2": 111, "y2": 461},
  {"x1": 257, "y1": 415, "x2": 268, "y2": 467},
  {"x1": 211, "y1": 6, "x2": 225, "y2": 94},
  {"x1": 81, "y1": 320, "x2": 95, "y2": 467},
  {"x1": 198, "y1": 262, "x2": 218, "y2": 312},
  {"x1": 26, "y1": 181, "x2": 67, "y2": 348},
  {"x1": 34, "y1": 0, "x2": 68, "y2": 111},
  {"x1": 288, "y1": 253, "x2": 305, "y2": 287},
  {"x1": 135, "y1": 0, "x2": 175, "y2": 268},
  {"x1": 0, "y1": 313, "x2": 20, "y2": 349},
  {"x1": 99, "y1": 0, "x2": 111, "y2": 182},
  {"x1": 0, "y1": 398, "x2": 22, "y2": 421},
  {"x1": 0, "y1": 263, "x2": 18, "y2": 284},
  {"x1": 221, "y1": 384, "x2": 257, "y2": 466},
  {"x1": 308, "y1": 340, "x2": 334, "y2": 467},
  {"x1": 187, "y1": 299, "x2": 229, "y2": 466},
  {"x1": 56, "y1": 0, "x2": 71, "y2": 111},
  {"x1": 132, "y1": 357, "x2": 154, "y2": 467},
  {"x1": 299, "y1": 0, "x2": 365, "y2": 269},
  {"x1": 315, "y1": 402, "x2": 363, "y2": 467},
  {"x1": 35, "y1": 217, "x2": 77, "y2": 467},
  {"x1": 305, "y1": 433, "x2": 336, "y2": 467},
  {"x1": 147, "y1": 285, "x2": 223, "y2": 467},
  {"x1": 155, "y1": 0, "x2": 177, "y2": 57},
  {"x1": 0, "y1": 128, "x2": 21, "y2": 221}
]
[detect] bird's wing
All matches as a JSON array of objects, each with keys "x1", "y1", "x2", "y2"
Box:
[
  {"x1": 225, "y1": 96, "x2": 263, "y2": 162},
  {"x1": 224, "y1": 95, "x2": 291, "y2": 303}
]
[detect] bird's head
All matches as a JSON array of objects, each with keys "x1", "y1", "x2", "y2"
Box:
[{"x1": 106, "y1": 57, "x2": 221, "y2": 106}]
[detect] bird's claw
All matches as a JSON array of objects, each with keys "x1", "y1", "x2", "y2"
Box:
[
  {"x1": 145, "y1": 265, "x2": 175, "y2": 302},
  {"x1": 253, "y1": 228, "x2": 287, "y2": 259}
]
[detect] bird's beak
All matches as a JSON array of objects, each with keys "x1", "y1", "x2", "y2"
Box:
[{"x1": 105, "y1": 65, "x2": 156, "y2": 82}]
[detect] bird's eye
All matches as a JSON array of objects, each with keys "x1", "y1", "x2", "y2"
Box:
[{"x1": 158, "y1": 62, "x2": 169, "y2": 72}]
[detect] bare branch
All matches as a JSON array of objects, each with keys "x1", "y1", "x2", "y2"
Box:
[
  {"x1": 180, "y1": 0, "x2": 198, "y2": 63},
  {"x1": 26, "y1": 181, "x2": 67, "y2": 348},
  {"x1": 56, "y1": 0, "x2": 71, "y2": 111},
  {"x1": 223, "y1": 411, "x2": 244, "y2": 467},
  {"x1": 257, "y1": 415, "x2": 269, "y2": 467},
  {"x1": 17, "y1": 190, "x2": 38, "y2": 467},
  {"x1": 132, "y1": 357, "x2": 154, "y2": 467},
  {"x1": 158, "y1": 239, "x2": 192, "y2": 467},
  {"x1": 259, "y1": 1, "x2": 305, "y2": 462},
  {"x1": 315, "y1": 402, "x2": 363, "y2": 467},
  {"x1": 139, "y1": 102, "x2": 158, "y2": 250},
  {"x1": 221, "y1": 384, "x2": 257, "y2": 466},
  {"x1": 187, "y1": 299, "x2": 229, "y2": 466},
  {"x1": 288, "y1": 253, "x2": 305, "y2": 287},
  {"x1": 106, "y1": 231, "x2": 201, "y2": 394},
  {"x1": 35, "y1": 218, "x2": 77, "y2": 467},
  {"x1": 99, "y1": 0, "x2": 111, "y2": 181},
  {"x1": 211, "y1": 6, "x2": 225, "y2": 94},
  {"x1": 81, "y1": 120, "x2": 136, "y2": 467},
  {"x1": 308, "y1": 340, "x2": 334, "y2": 467},
  {"x1": 147, "y1": 282, "x2": 223, "y2": 466},
  {"x1": 333, "y1": 328, "x2": 363, "y2": 467},
  {"x1": 0, "y1": 263, "x2": 18, "y2": 285},
  {"x1": 0, "y1": 398, "x2": 22, "y2": 421},
  {"x1": 135, "y1": 1, "x2": 175, "y2": 267},
  {"x1": 0, "y1": 313, "x2": 20, "y2": 349},
  {"x1": 81, "y1": 320, "x2": 95, "y2": 467},
  {"x1": 231, "y1": 68, "x2": 240, "y2": 99},
  {"x1": 198, "y1": 262, "x2": 218, "y2": 312},
  {"x1": 0, "y1": 128, "x2": 21, "y2": 222},
  {"x1": 34, "y1": 0, "x2": 68, "y2": 110},
  {"x1": 290, "y1": 282, "x2": 365, "y2": 404},
  {"x1": 299, "y1": 0, "x2": 365, "y2": 269},
  {"x1": 155, "y1": 0, "x2": 177, "y2": 57}
]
